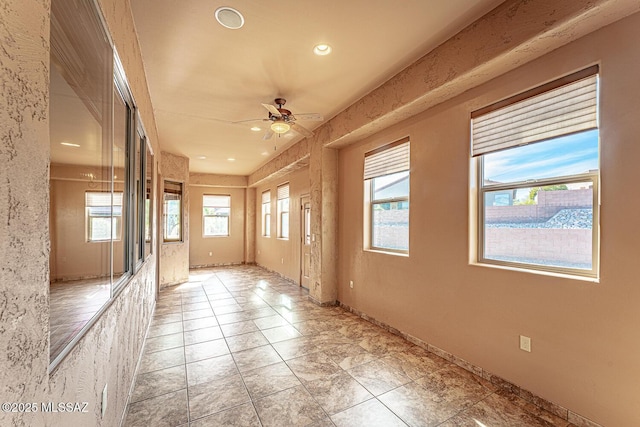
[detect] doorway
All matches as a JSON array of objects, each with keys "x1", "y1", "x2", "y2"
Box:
[{"x1": 300, "y1": 195, "x2": 311, "y2": 289}]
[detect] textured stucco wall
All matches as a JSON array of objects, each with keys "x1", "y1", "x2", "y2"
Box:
[
  {"x1": 0, "y1": 1, "x2": 50, "y2": 426},
  {"x1": 1, "y1": 0, "x2": 160, "y2": 426},
  {"x1": 190, "y1": 173, "x2": 248, "y2": 188},
  {"x1": 308, "y1": 143, "x2": 338, "y2": 304},
  {"x1": 160, "y1": 151, "x2": 190, "y2": 287},
  {"x1": 245, "y1": 187, "x2": 256, "y2": 264}
]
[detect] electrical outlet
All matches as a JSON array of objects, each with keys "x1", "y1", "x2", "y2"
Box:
[
  {"x1": 519, "y1": 335, "x2": 531, "y2": 352},
  {"x1": 101, "y1": 383, "x2": 108, "y2": 417},
  {"x1": 349, "y1": 280, "x2": 354, "y2": 289},
  {"x1": 281, "y1": 258, "x2": 284, "y2": 264}
]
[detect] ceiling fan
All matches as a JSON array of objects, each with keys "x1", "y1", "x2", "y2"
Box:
[{"x1": 250, "y1": 98, "x2": 323, "y2": 140}]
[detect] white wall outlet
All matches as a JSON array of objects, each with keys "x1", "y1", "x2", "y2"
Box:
[
  {"x1": 281, "y1": 258, "x2": 284, "y2": 264},
  {"x1": 208, "y1": 252, "x2": 212, "y2": 256},
  {"x1": 101, "y1": 383, "x2": 108, "y2": 417},
  {"x1": 349, "y1": 280, "x2": 354, "y2": 289},
  {"x1": 519, "y1": 335, "x2": 531, "y2": 352}
]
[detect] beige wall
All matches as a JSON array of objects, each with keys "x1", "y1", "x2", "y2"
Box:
[
  {"x1": 50, "y1": 169, "x2": 126, "y2": 281},
  {"x1": 255, "y1": 167, "x2": 310, "y2": 283},
  {"x1": 189, "y1": 186, "x2": 246, "y2": 267},
  {"x1": 338, "y1": 13, "x2": 640, "y2": 426}
]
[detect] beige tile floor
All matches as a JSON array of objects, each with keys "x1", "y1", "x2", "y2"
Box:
[{"x1": 124, "y1": 266, "x2": 574, "y2": 427}]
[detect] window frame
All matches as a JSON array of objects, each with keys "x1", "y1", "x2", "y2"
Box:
[
  {"x1": 262, "y1": 190, "x2": 271, "y2": 237},
  {"x1": 202, "y1": 194, "x2": 231, "y2": 237},
  {"x1": 163, "y1": 181, "x2": 183, "y2": 243},
  {"x1": 473, "y1": 67, "x2": 600, "y2": 279},
  {"x1": 369, "y1": 175, "x2": 410, "y2": 254},
  {"x1": 363, "y1": 138, "x2": 410, "y2": 255},
  {"x1": 49, "y1": 0, "x2": 153, "y2": 370},
  {"x1": 276, "y1": 183, "x2": 290, "y2": 240},
  {"x1": 85, "y1": 191, "x2": 123, "y2": 242}
]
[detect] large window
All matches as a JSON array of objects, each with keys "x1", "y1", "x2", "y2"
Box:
[
  {"x1": 277, "y1": 184, "x2": 290, "y2": 239},
  {"x1": 262, "y1": 190, "x2": 271, "y2": 237},
  {"x1": 364, "y1": 138, "x2": 410, "y2": 253},
  {"x1": 49, "y1": 0, "x2": 151, "y2": 367},
  {"x1": 86, "y1": 192, "x2": 122, "y2": 241},
  {"x1": 472, "y1": 66, "x2": 599, "y2": 277},
  {"x1": 163, "y1": 181, "x2": 183, "y2": 242},
  {"x1": 203, "y1": 195, "x2": 231, "y2": 237}
]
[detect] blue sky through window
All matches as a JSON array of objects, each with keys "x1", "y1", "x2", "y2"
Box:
[{"x1": 483, "y1": 129, "x2": 599, "y2": 184}]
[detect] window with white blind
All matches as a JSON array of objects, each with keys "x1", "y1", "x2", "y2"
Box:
[
  {"x1": 203, "y1": 195, "x2": 230, "y2": 237},
  {"x1": 86, "y1": 192, "x2": 123, "y2": 241},
  {"x1": 277, "y1": 184, "x2": 290, "y2": 239},
  {"x1": 364, "y1": 138, "x2": 410, "y2": 253},
  {"x1": 472, "y1": 66, "x2": 599, "y2": 277},
  {"x1": 262, "y1": 190, "x2": 271, "y2": 237}
]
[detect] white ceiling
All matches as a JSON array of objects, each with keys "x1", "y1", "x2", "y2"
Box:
[{"x1": 130, "y1": 0, "x2": 505, "y2": 175}]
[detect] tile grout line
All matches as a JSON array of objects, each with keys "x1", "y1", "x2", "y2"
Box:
[{"x1": 217, "y1": 271, "x2": 266, "y2": 427}]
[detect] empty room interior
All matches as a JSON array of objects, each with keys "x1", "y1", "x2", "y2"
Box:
[{"x1": 2, "y1": 0, "x2": 640, "y2": 426}]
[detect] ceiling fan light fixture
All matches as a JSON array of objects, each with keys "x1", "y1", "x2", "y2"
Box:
[
  {"x1": 271, "y1": 121, "x2": 290, "y2": 134},
  {"x1": 250, "y1": 126, "x2": 261, "y2": 132},
  {"x1": 313, "y1": 44, "x2": 332, "y2": 56},
  {"x1": 215, "y1": 7, "x2": 244, "y2": 29}
]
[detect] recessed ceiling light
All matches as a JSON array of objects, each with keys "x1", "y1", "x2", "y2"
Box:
[
  {"x1": 261, "y1": 152, "x2": 269, "y2": 156},
  {"x1": 60, "y1": 142, "x2": 80, "y2": 147},
  {"x1": 215, "y1": 7, "x2": 244, "y2": 30},
  {"x1": 197, "y1": 156, "x2": 207, "y2": 160},
  {"x1": 250, "y1": 126, "x2": 261, "y2": 132},
  {"x1": 313, "y1": 44, "x2": 332, "y2": 56},
  {"x1": 227, "y1": 158, "x2": 236, "y2": 162}
]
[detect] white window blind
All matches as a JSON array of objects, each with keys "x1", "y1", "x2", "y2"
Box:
[
  {"x1": 277, "y1": 184, "x2": 289, "y2": 200},
  {"x1": 364, "y1": 138, "x2": 410, "y2": 180},
  {"x1": 203, "y1": 195, "x2": 230, "y2": 207},
  {"x1": 262, "y1": 190, "x2": 271, "y2": 204},
  {"x1": 471, "y1": 66, "x2": 598, "y2": 157},
  {"x1": 86, "y1": 192, "x2": 123, "y2": 206}
]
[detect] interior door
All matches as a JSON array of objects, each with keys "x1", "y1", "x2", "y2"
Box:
[{"x1": 300, "y1": 196, "x2": 311, "y2": 289}]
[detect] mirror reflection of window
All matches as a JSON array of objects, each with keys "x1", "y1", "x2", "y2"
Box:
[{"x1": 49, "y1": 0, "x2": 113, "y2": 364}]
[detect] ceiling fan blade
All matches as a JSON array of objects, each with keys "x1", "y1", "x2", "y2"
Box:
[
  {"x1": 263, "y1": 128, "x2": 274, "y2": 140},
  {"x1": 293, "y1": 113, "x2": 323, "y2": 121},
  {"x1": 262, "y1": 103, "x2": 281, "y2": 117},
  {"x1": 290, "y1": 122, "x2": 313, "y2": 137},
  {"x1": 232, "y1": 118, "x2": 264, "y2": 124}
]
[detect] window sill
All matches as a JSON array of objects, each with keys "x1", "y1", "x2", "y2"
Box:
[
  {"x1": 364, "y1": 248, "x2": 409, "y2": 258},
  {"x1": 469, "y1": 261, "x2": 599, "y2": 283},
  {"x1": 203, "y1": 235, "x2": 229, "y2": 238}
]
